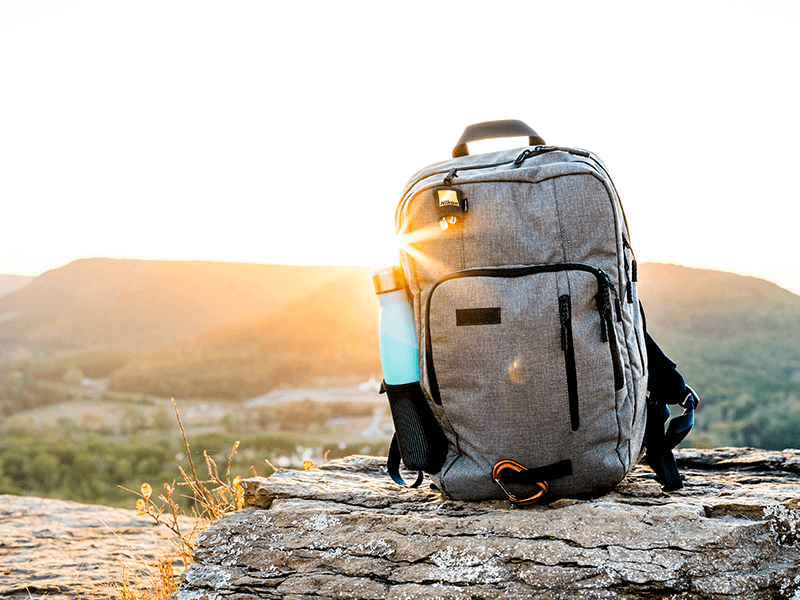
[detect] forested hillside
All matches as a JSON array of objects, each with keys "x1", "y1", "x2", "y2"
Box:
[{"x1": 638, "y1": 263, "x2": 800, "y2": 449}]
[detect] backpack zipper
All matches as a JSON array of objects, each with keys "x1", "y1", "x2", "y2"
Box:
[
  {"x1": 622, "y1": 235, "x2": 638, "y2": 304},
  {"x1": 424, "y1": 263, "x2": 623, "y2": 405},
  {"x1": 397, "y1": 146, "x2": 589, "y2": 223},
  {"x1": 559, "y1": 294, "x2": 580, "y2": 431}
]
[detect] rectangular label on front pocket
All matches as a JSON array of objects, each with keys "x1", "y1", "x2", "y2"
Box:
[{"x1": 456, "y1": 307, "x2": 502, "y2": 326}]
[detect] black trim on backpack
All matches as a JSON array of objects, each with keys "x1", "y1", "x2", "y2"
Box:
[{"x1": 497, "y1": 459, "x2": 573, "y2": 485}]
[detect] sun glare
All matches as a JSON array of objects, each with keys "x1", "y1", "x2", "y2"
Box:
[{"x1": 393, "y1": 223, "x2": 453, "y2": 277}]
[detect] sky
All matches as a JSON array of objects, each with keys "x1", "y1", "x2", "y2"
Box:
[{"x1": 2, "y1": 1, "x2": 799, "y2": 295}]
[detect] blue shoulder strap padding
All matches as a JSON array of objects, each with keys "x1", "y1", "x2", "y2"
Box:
[{"x1": 387, "y1": 434, "x2": 424, "y2": 488}]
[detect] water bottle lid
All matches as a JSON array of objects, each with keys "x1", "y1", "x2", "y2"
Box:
[{"x1": 372, "y1": 265, "x2": 406, "y2": 294}]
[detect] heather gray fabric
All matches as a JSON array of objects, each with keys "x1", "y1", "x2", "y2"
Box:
[{"x1": 395, "y1": 145, "x2": 647, "y2": 500}]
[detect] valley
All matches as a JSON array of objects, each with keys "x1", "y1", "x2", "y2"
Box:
[{"x1": 2, "y1": 258, "x2": 800, "y2": 508}]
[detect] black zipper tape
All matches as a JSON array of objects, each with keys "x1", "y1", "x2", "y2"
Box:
[
  {"x1": 600, "y1": 283, "x2": 626, "y2": 391},
  {"x1": 559, "y1": 294, "x2": 580, "y2": 431}
]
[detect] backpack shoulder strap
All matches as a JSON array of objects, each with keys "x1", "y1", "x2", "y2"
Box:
[
  {"x1": 643, "y1": 328, "x2": 699, "y2": 491},
  {"x1": 644, "y1": 384, "x2": 698, "y2": 491}
]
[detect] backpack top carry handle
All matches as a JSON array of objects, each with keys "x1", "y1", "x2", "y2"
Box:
[{"x1": 452, "y1": 119, "x2": 546, "y2": 158}]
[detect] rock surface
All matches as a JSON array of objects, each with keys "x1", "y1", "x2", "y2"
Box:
[
  {"x1": 0, "y1": 494, "x2": 188, "y2": 599},
  {"x1": 170, "y1": 448, "x2": 800, "y2": 600}
]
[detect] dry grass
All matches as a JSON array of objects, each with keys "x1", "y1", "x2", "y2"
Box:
[{"x1": 111, "y1": 397, "x2": 252, "y2": 599}]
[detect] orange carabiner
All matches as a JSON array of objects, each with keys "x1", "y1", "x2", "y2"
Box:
[{"x1": 492, "y1": 459, "x2": 549, "y2": 506}]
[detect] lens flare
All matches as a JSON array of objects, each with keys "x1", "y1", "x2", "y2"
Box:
[
  {"x1": 508, "y1": 356, "x2": 525, "y2": 385},
  {"x1": 395, "y1": 222, "x2": 453, "y2": 278}
]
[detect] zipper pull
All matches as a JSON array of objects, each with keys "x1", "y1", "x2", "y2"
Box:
[
  {"x1": 623, "y1": 235, "x2": 638, "y2": 282},
  {"x1": 513, "y1": 149, "x2": 532, "y2": 166},
  {"x1": 598, "y1": 285, "x2": 612, "y2": 343},
  {"x1": 514, "y1": 145, "x2": 561, "y2": 167},
  {"x1": 443, "y1": 167, "x2": 458, "y2": 186},
  {"x1": 597, "y1": 268, "x2": 616, "y2": 292}
]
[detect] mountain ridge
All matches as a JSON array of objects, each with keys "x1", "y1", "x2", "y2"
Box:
[{"x1": 0, "y1": 257, "x2": 372, "y2": 356}]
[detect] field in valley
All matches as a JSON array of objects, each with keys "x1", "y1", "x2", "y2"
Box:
[{"x1": 0, "y1": 376, "x2": 392, "y2": 509}]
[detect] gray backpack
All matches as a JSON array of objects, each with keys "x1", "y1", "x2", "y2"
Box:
[{"x1": 385, "y1": 120, "x2": 697, "y2": 503}]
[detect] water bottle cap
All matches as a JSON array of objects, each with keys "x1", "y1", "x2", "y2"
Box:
[{"x1": 372, "y1": 265, "x2": 406, "y2": 294}]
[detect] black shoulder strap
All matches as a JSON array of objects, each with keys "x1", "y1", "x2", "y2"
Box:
[
  {"x1": 644, "y1": 388, "x2": 698, "y2": 490},
  {"x1": 387, "y1": 434, "x2": 424, "y2": 488},
  {"x1": 643, "y1": 330, "x2": 698, "y2": 491}
]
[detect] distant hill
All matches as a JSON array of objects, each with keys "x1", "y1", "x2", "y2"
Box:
[
  {"x1": 108, "y1": 270, "x2": 380, "y2": 399},
  {"x1": 0, "y1": 275, "x2": 33, "y2": 298},
  {"x1": 0, "y1": 258, "x2": 371, "y2": 356}
]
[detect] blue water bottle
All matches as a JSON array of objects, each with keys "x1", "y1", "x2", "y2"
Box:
[
  {"x1": 373, "y1": 266, "x2": 419, "y2": 385},
  {"x1": 373, "y1": 266, "x2": 446, "y2": 485}
]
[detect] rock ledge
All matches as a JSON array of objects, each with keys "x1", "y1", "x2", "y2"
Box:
[
  {"x1": 0, "y1": 494, "x2": 188, "y2": 599},
  {"x1": 173, "y1": 448, "x2": 800, "y2": 599}
]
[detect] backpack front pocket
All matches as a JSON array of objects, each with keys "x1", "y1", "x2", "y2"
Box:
[{"x1": 424, "y1": 264, "x2": 621, "y2": 465}]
